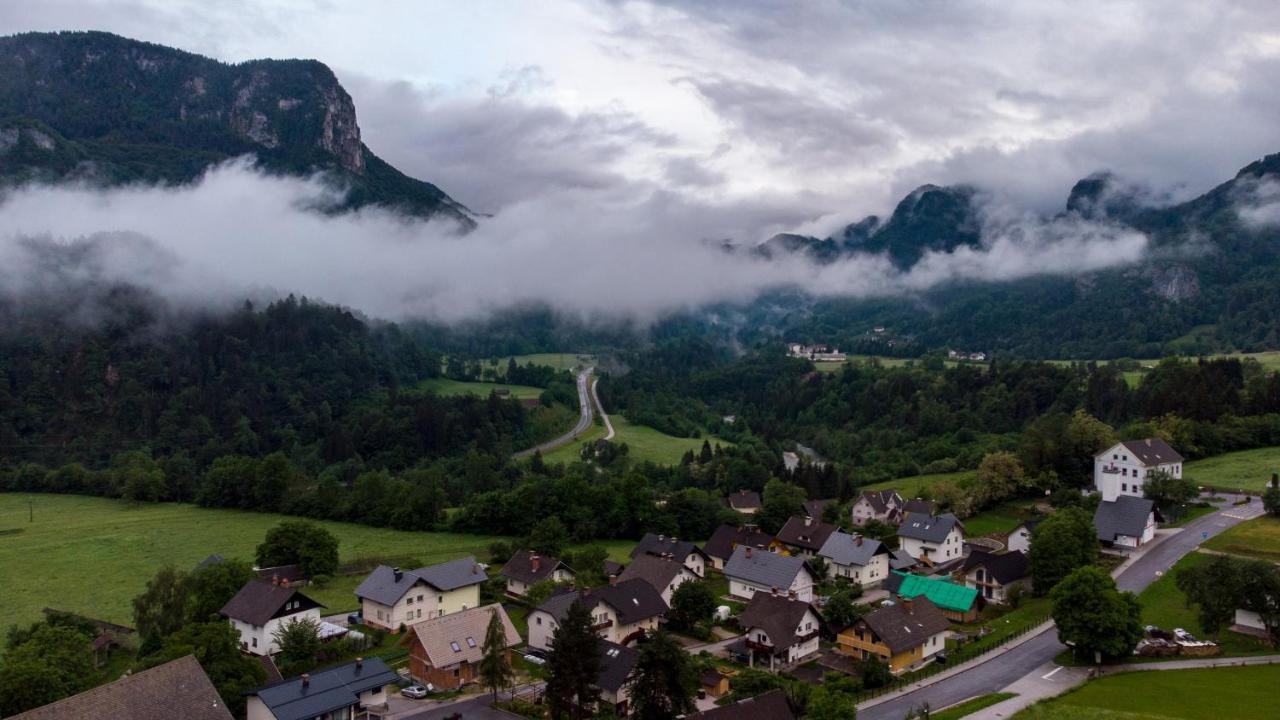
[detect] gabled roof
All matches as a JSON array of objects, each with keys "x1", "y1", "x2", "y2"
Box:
[
  {"x1": 704, "y1": 524, "x2": 774, "y2": 561},
  {"x1": 897, "y1": 512, "x2": 963, "y2": 543},
  {"x1": 354, "y1": 557, "x2": 485, "y2": 606},
  {"x1": 688, "y1": 689, "x2": 796, "y2": 720},
  {"x1": 803, "y1": 499, "x2": 834, "y2": 519},
  {"x1": 256, "y1": 564, "x2": 307, "y2": 584},
  {"x1": 219, "y1": 581, "x2": 322, "y2": 626},
  {"x1": 617, "y1": 554, "x2": 693, "y2": 596},
  {"x1": 8, "y1": 655, "x2": 233, "y2": 720},
  {"x1": 595, "y1": 641, "x2": 639, "y2": 693},
  {"x1": 1010, "y1": 517, "x2": 1044, "y2": 535},
  {"x1": 774, "y1": 516, "x2": 839, "y2": 552},
  {"x1": 882, "y1": 571, "x2": 978, "y2": 613},
  {"x1": 889, "y1": 548, "x2": 919, "y2": 571},
  {"x1": 500, "y1": 550, "x2": 573, "y2": 586},
  {"x1": 726, "y1": 489, "x2": 763, "y2": 510},
  {"x1": 961, "y1": 550, "x2": 1029, "y2": 585},
  {"x1": 404, "y1": 604, "x2": 519, "y2": 668},
  {"x1": 629, "y1": 532, "x2": 710, "y2": 565},
  {"x1": 858, "y1": 596, "x2": 951, "y2": 653},
  {"x1": 856, "y1": 489, "x2": 902, "y2": 514},
  {"x1": 1096, "y1": 438, "x2": 1184, "y2": 465},
  {"x1": 1094, "y1": 496, "x2": 1156, "y2": 542},
  {"x1": 194, "y1": 554, "x2": 224, "y2": 571},
  {"x1": 724, "y1": 546, "x2": 813, "y2": 590},
  {"x1": 248, "y1": 658, "x2": 398, "y2": 720},
  {"x1": 533, "y1": 579, "x2": 668, "y2": 626},
  {"x1": 817, "y1": 531, "x2": 888, "y2": 567},
  {"x1": 901, "y1": 498, "x2": 938, "y2": 516},
  {"x1": 737, "y1": 592, "x2": 821, "y2": 649}
]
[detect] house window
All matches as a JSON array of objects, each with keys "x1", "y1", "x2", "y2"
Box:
[
  {"x1": 1122, "y1": 468, "x2": 1127, "y2": 476},
  {"x1": 417, "y1": 594, "x2": 424, "y2": 602},
  {"x1": 252, "y1": 637, "x2": 257, "y2": 648},
  {"x1": 536, "y1": 617, "x2": 542, "y2": 626},
  {"x1": 407, "y1": 597, "x2": 414, "y2": 605}
]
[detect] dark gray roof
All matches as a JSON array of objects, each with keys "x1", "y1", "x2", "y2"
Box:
[
  {"x1": 817, "y1": 531, "x2": 888, "y2": 567},
  {"x1": 595, "y1": 641, "x2": 639, "y2": 693},
  {"x1": 724, "y1": 547, "x2": 812, "y2": 589},
  {"x1": 961, "y1": 550, "x2": 1029, "y2": 584},
  {"x1": 194, "y1": 554, "x2": 224, "y2": 571},
  {"x1": 1103, "y1": 438, "x2": 1184, "y2": 465},
  {"x1": 857, "y1": 489, "x2": 902, "y2": 514},
  {"x1": 354, "y1": 557, "x2": 485, "y2": 606},
  {"x1": 534, "y1": 579, "x2": 668, "y2": 626},
  {"x1": 629, "y1": 532, "x2": 710, "y2": 565},
  {"x1": 889, "y1": 548, "x2": 919, "y2": 571},
  {"x1": 726, "y1": 489, "x2": 762, "y2": 510},
  {"x1": 1094, "y1": 496, "x2": 1156, "y2": 542},
  {"x1": 774, "y1": 516, "x2": 839, "y2": 552},
  {"x1": 737, "y1": 593, "x2": 820, "y2": 649},
  {"x1": 8, "y1": 655, "x2": 233, "y2": 720},
  {"x1": 617, "y1": 554, "x2": 690, "y2": 596},
  {"x1": 803, "y1": 499, "x2": 834, "y2": 519},
  {"x1": 688, "y1": 689, "x2": 795, "y2": 720},
  {"x1": 500, "y1": 550, "x2": 571, "y2": 586},
  {"x1": 897, "y1": 512, "x2": 963, "y2": 543},
  {"x1": 219, "y1": 581, "x2": 322, "y2": 626},
  {"x1": 857, "y1": 597, "x2": 950, "y2": 653},
  {"x1": 250, "y1": 658, "x2": 397, "y2": 720},
  {"x1": 900, "y1": 499, "x2": 938, "y2": 517},
  {"x1": 704, "y1": 524, "x2": 773, "y2": 561}
]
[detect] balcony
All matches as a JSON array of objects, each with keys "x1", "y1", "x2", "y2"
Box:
[{"x1": 591, "y1": 619, "x2": 614, "y2": 632}]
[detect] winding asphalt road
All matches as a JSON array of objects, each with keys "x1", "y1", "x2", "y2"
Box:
[
  {"x1": 860, "y1": 496, "x2": 1266, "y2": 720},
  {"x1": 512, "y1": 367, "x2": 594, "y2": 459}
]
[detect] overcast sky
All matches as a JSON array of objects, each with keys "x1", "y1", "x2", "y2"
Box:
[{"x1": 6, "y1": 0, "x2": 1280, "y2": 237}]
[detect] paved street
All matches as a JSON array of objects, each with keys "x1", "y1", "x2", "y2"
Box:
[
  {"x1": 512, "y1": 367, "x2": 594, "y2": 459},
  {"x1": 860, "y1": 496, "x2": 1265, "y2": 720}
]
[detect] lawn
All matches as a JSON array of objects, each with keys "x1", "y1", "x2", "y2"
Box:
[
  {"x1": 538, "y1": 414, "x2": 732, "y2": 467},
  {"x1": 953, "y1": 596, "x2": 1052, "y2": 649},
  {"x1": 932, "y1": 693, "x2": 1017, "y2": 720},
  {"x1": 1011, "y1": 664, "x2": 1280, "y2": 719},
  {"x1": 1134, "y1": 552, "x2": 1272, "y2": 657},
  {"x1": 418, "y1": 377, "x2": 546, "y2": 400},
  {"x1": 0, "y1": 493, "x2": 508, "y2": 631},
  {"x1": 1202, "y1": 516, "x2": 1280, "y2": 562},
  {"x1": 1184, "y1": 446, "x2": 1280, "y2": 493},
  {"x1": 963, "y1": 501, "x2": 1036, "y2": 537},
  {"x1": 495, "y1": 353, "x2": 595, "y2": 373},
  {"x1": 861, "y1": 470, "x2": 977, "y2": 500}
]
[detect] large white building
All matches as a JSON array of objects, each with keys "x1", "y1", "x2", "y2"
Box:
[
  {"x1": 896, "y1": 512, "x2": 965, "y2": 565},
  {"x1": 1094, "y1": 438, "x2": 1184, "y2": 502},
  {"x1": 220, "y1": 580, "x2": 323, "y2": 656}
]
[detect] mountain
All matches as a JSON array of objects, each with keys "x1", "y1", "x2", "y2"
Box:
[{"x1": 0, "y1": 31, "x2": 473, "y2": 227}]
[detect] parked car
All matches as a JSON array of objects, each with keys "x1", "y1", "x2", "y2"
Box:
[
  {"x1": 522, "y1": 650, "x2": 546, "y2": 666},
  {"x1": 347, "y1": 612, "x2": 361, "y2": 626},
  {"x1": 401, "y1": 684, "x2": 434, "y2": 699},
  {"x1": 1174, "y1": 628, "x2": 1196, "y2": 642}
]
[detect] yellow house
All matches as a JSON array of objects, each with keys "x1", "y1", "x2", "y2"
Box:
[
  {"x1": 354, "y1": 557, "x2": 486, "y2": 632},
  {"x1": 837, "y1": 596, "x2": 950, "y2": 673}
]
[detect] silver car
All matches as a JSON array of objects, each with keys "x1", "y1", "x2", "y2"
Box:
[{"x1": 401, "y1": 684, "x2": 433, "y2": 699}]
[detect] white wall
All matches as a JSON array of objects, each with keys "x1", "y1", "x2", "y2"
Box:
[
  {"x1": 1235, "y1": 608, "x2": 1267, "y2": 631},
  {"x1": 1007, "y1": 526, "x2": 1032, "y2": 554},
  {"x1": 231, "y1": 607, "x2": 321, "y2": 656},
  {"x1": 1094, "y1": 443, "x2": 1183, "y2": 502},
  {"x1": 900, "y1": 528, "x2": 963, "y2": 562},
  {"x1": 829, "y1": 553, "x2": 888, "y2": 588},
  {"x1": 363, "y1": 583, "x2": 481, "y2": 631},
  {"x1": 729, "y1": 575, "x2": 814, "y2": 602}
]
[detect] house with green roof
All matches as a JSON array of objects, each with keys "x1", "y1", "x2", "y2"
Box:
[{"x1": 883, "y1": 570, "x2": 979, "y2": 622}]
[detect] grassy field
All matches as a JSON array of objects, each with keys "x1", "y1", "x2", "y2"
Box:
[
  {"x1": 539, "y1": 414, "x2": 733, "y2": 467},
  {"x1": 862, "y1": 470, "x2": 977, "y2": 500},
  {"x1": 1012, "y1": 664, "x2": 1280, "y2": 719},
  {"x1": 419, "y1": 377, "x2": 546, "y2": 400},
  {"x1": 933, "y1": 693, "x2": 1017, "y2": 720},
  {"x1": 1202, "y1": 516, "x2": 1280, "y2": 562},
  {"x1": 0, "y1": 493, "x2": 508, "y2": 630},
  {"x1": 1135, "y1": 552, "x2": 1273, "y2": 656},
  {"x1": 963, "y1": 501, "x2": 1036, "y2": 537},
  {"x1": 1184, "y1": 446, "x2": 1280, "y2": 492},
  {"x1": 499, "y1": 353, "x2": 595, "y2": 372}
]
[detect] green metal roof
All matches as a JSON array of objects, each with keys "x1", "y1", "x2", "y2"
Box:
[{"x1": 888, "y1": 571, "x2": 978, "y2": 613}]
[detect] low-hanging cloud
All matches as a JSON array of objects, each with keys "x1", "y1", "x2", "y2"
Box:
[
  {"x1": 0, "y1": 160, "x2": 1149, "y2": 326},
  {"x1": 1235, "y1": 177, "x2": 1280, "y2": 228}
]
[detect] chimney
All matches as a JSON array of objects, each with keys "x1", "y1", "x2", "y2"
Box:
[
  {"x1": 392, "y1": 567, "x2": 403, "y2": 582},
  {"x1": 609, "y1": 574, "x2": 618, "y2": 587},
  {"x1": 745, "y1": 547, "x2": 753, "y2": 559},
  {"x1": 658, "y1": 534, "x2": 665, "y2": 542},
  {"x1": 272, "y1": 574, "x2": 280, "y2": 586},
  {"x1": 855, "y1": 534, "x2": 863, "y2": 547},
  {"x1": 531, "y1": 555, "x2": 541, "y2": 573},
  {"x1": 804, "y1": 516, "x2": 813, "y2": 527},
  {"x1": 787, "y1": 590, "x2": 797, "y2": 600},
  {"x1": 901, "y1": 596, "x2": 914, "y2": 614},
  {"x1": 301, "y1": 673, "x2": 311, "y2": 688},
  {"x1": 1146, "y1": 438, "x2": 1152, "y2": 446},
  {"x1": 771, "y1": 586, "x2": 780, "y2": 596},
  {"x1": 355, "y1": 657, "x2": 363, "y2": 669}
]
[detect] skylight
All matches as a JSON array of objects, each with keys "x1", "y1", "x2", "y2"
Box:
[
  {"x1": 450, "y1": 641, "x2": 461, "y2": 652},
  {"x1": 466, "y1": 637, "x2": 476, "y2": 648}
]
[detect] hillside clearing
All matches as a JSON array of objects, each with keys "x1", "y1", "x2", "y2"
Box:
[
  {"x1": 419, "y1": 377, "x2": 545, "y2": 400},
  {"x1": 539, "y1": 415, "x2": 733, "y2": 467},
  {"x1": 1202, "y1": 516, "x2": 1280, "y2": 562},
  {"x1": 1011, "y1": 664, "x2": 1280, "y2": 719},
  {"x1": 1184, "y1": 446, "x2": 1280, "y2": 492}
]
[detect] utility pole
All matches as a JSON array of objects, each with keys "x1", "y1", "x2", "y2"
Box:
[{"x1": 29, "y1": 499, "x2": 34, "y2": 522}]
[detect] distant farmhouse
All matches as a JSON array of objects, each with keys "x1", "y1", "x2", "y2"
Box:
[
  {"x1": 787, "y1": 343, "x2": 848, "y2": 362},
  {"x1": 947, "y1": 349, "x2": 988, "y2": 361},
  {"x1": 1094, "y1": 438, "x2": 1185, "y2": 502}
]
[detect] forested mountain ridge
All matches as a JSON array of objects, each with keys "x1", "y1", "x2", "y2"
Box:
[{"x1": 0, "y1": 31, "x2": 474, "y2": 227}]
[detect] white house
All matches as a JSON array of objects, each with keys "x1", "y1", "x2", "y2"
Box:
[
  {"x1": 354, "y1": 557, "x2": 486, "y2": 632},
  {"x1": 737, "y1": 592, "x2": 823, "y2": 672},
  {"x1": 896, "y1": 512, "x2": 965, "y2": 565},
  {"x1": 817, "y1": 531, "x2": 890, "y2": 588},
  {"x1": 527, "y1": 579, "x2": 668, "y2": 652},
  {"x1": 616, "y1": 554, "x2": 700, "y2": 605},
  {"x1": 851, "y1": 489, "x2": 903, "y2": 526},
  {"x1": 220, "y1": 580, "x2": 323, "y2": 656},
  {"x1": 498, "y1": 550, "x2": 575, "y2": 598},
  {"x1": 723, "y1": 546, "x2": 816, "y2": 602},
  {"x1": 1094, "y1": 495, "x2": 1159, "y2": 548},
  {"x1": 1234, "y1": 608, "x2": 1276, "y2": 639},
  {"x1": 629, "y1": 533, "x2": 710, "y2": 578},
  {"x1": 960, "y1": 550, "x2": 1030, "y2": 604},
  {"x1": 1094, "y1": 438, "x2": 1184, "y2": 502},
  {"x1": 1005, "y1": 518, "x2": 1044, "y2": 555},
  {"x1": 245, "y1": 657, "x2": 397, "y2": 720}
]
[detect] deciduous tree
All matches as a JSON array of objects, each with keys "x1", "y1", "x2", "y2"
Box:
[
  {"x1": 255, "y1": 520, "x2": 339, "y2": 578},
  {"x1": 1051, "y1": 566, "x2": 1143, "y2": 662},
  {"x1": 1028, "y1": 507, "x2": 1097, "y2": 595}
]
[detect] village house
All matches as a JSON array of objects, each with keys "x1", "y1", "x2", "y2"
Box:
[
  {"x1": 1233, "y1": 607, "x2": 1277, "y2": 641},
  {"x1": 897, "y1": 512, "x2": 966, "y2": 566},
  {"x1": 8, "y1": 655, "x2": 233, "y2": 720},
  {"x1": 527, "y1": 578, "x2": 667, "y2": 651},
  {"x1": 802, "y1": 498, "x2": 834, "y2": 520},
  {"x1": 725, "y1": 489, "x2": 763, "y2": 515},
  {"x1": 354, "y1": 556, "x2": 486, "y2": 632},
  {"x1": 736, "y1": 591, "x2": 823, "y2": 672},
  {"x1": 617, "y1": 554, "x2": 700, "y2": 605},
  {"x1": 882, "y1": 571, "x2": 980, "y2": 622},
  {"x1": 817, "y1": 531, "x2": 891, "y2": 588},
  {"x1": 960, "y1": 550, "x2": 1030, "y2": 604},
  {"x1": 837, "y1": 596, "x2": 950, "y2": 673},
  {"x1": 220, "y1": 580, "x2": 323, "y2": 656},
  {"x1": 629, "y1": 532, "x2": 710, "y2": 577},
  {"x1": 772, "y1": 515, "x2": 839, "y2": 558},
  {"x1": 594, "y1": 641, "x2": 640, "y2": 717},
  {"x1": 1094, "y1": 438, "x2": 1185, "y2": 502},
  {"x1": 499, "y1": 550, "x2": 575, "y2": 598},
  {"x1": 688, "y1": 689, "x2": 796, "y2": 720},
  {"x1": 402, "y1": 604, "x2": 520, "y2": 691},
  {"x1": 787, "y1": 343, "x2": 847, "y2": 362},
  {"x1": 723, "y1": 546, "x2": 817, "y2": 602},
  {"x1": 1094, "y1": 495, "x2": 1159, "y2": 547},
  {"x1": 1005, "y1": 518, "x2": 1044, "y2": 554},
  {"x1": 850, "y1": 489, "x2": 903, "y2": 525},
  {"x1": 244, "y1": 657, "x2": 397, "y2": 720},
  {"x1": 704, "y1": 523, "x2": 774, "y2": 570}
]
